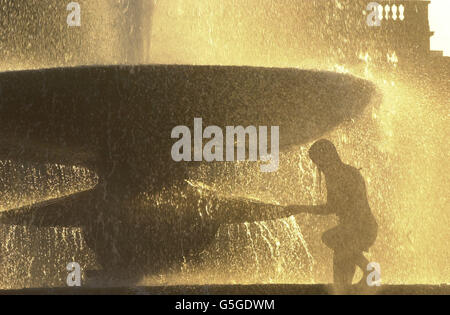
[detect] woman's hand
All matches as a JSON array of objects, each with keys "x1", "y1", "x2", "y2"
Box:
[
  {"x1": 285, "y1": 205, "x2": 305, "y2": 216},
  {"x1": 285, "y1": 204, "x2": 332, "y2": 216}
]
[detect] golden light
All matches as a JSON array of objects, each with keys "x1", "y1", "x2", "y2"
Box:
[{"x1": 429, "y1": 0, "x2": 450, "y2": 56}]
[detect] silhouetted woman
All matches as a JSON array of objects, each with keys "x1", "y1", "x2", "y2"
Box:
[
  {"x1": 208, "y1": 139, "x2": 377, "y2": 287},
  {"x1": 286, "y1": 139, "x2": 378, "y2": 287}
]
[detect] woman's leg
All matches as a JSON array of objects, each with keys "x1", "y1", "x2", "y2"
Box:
[
  {"x1": 321, "y1": 226, "x2": 343, "y2": 250},
  {"x1": 354, "y1": 252, "x2": 370, "y2": 270},
  {"x1": 322, "y1": 227, "x2": 357, "y2": 286},
  {"x1": 323, "y1": 225, "x2": 377, "y2": 288},
  {"x1": 352, "y1": 251, "x2": 372, "y2": 285},
  {"x1": 333, "y1": 250, "x2": 357, "y2": 286}
]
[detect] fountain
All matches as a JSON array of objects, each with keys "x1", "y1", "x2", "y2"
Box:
[
  {"x1": 0, "y1": 64, "x2": 378, "y2": 283},
  {"x1": 0, "y1": 0, "x2": 448, "y2": 291}
]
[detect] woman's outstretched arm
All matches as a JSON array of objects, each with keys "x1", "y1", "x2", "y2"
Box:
[{"x1": 213, "y1": 196, "x2": 333, "y2": 225}]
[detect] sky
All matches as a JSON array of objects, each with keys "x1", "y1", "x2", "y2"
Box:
[{"x1": 429, "y1": 0, "x2": 450, "y2": 56}]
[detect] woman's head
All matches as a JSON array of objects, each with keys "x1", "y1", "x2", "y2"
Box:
[{"x1": 308, "y1": 139, "x2": 342, "y2": 171}]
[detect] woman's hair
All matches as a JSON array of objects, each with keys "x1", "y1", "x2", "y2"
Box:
[{"x1": 308, "y1": 139, "x2": 341, "y2": 168}]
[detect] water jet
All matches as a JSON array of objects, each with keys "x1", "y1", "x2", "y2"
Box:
[{"x1": 0, "y1": 65, "x2": 378, "y2": 281}]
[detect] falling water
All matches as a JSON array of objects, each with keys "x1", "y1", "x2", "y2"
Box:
[
  {"x1": 0, "y1": 161, "x2": 98, "y2": 211},
  {"x1": 0, "y1": 0, "x2": 448, "y2": 288}
]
